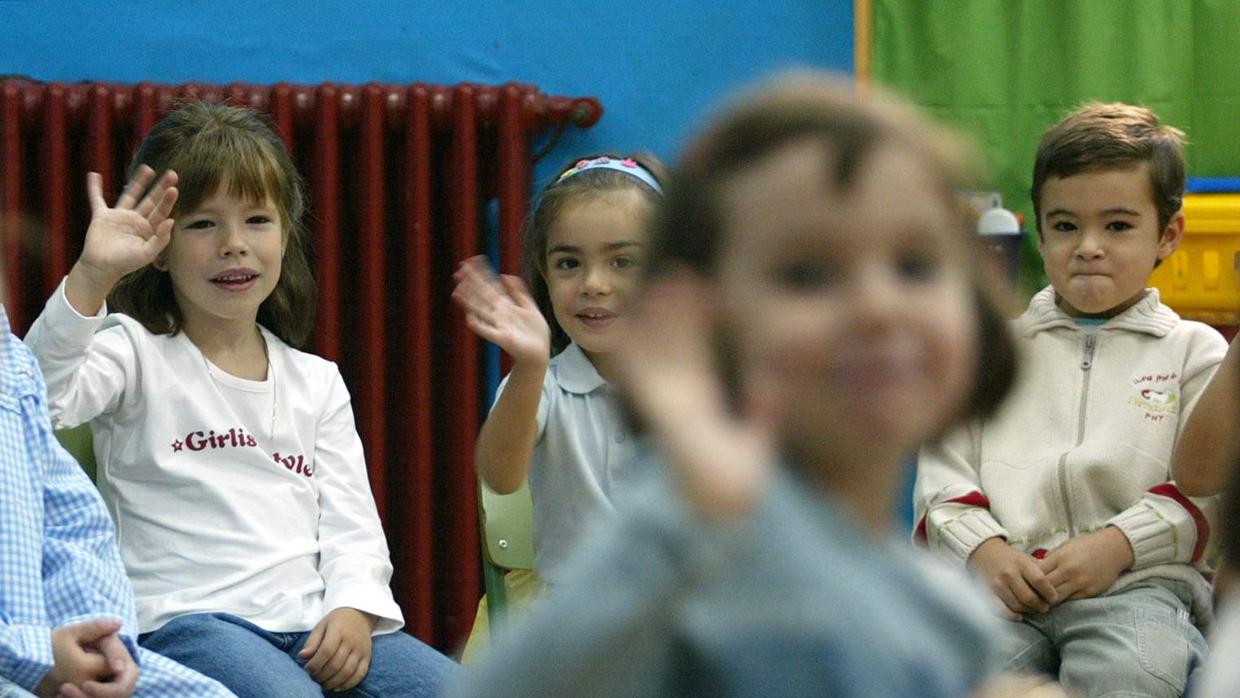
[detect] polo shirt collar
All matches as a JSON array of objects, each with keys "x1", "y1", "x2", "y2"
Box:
[{"x1": 553, "y1": 342, "x2": 607, "y2": 394}]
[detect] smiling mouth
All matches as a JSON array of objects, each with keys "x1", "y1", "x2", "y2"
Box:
[
  {"x1": 577, "y1": 310, "x2": 616, "y2": 328},
  {"x1": 211, "y1": 271, "x2": 259, "y2": 289}
]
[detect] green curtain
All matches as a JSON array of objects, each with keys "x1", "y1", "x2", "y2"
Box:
[{"x1": 871, "y1": 0, "x2": 1240, "y2": 294}]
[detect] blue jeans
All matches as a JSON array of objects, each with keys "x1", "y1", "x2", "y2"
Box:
[
  {"x1": 999, "y1": 579, "x2": 1206, "y2": 697},
  {"x1": 139, "y1": 613, "x2": 457, "y2": 698}
]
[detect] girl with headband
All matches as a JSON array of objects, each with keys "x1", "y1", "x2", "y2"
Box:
[{"x1": 453, "y1": 153, "x2": 665, "y2": 641}]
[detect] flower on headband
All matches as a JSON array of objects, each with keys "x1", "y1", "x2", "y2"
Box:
[
  {"x1": 620, "y1": 159, "x2": 637, "y2": 167},
  {"x1": 575, "y1": 159, "x2": 590, "y2": 169}
]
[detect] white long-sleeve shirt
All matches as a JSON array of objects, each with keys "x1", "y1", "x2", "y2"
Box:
[{"x1": 24, "y1": 280, "x2": 403, "y2": 635}]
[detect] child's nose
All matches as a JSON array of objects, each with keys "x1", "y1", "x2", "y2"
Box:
[
  {"x1": 851, "y1": 266, "x2": 902, "y2": 327},
  {"x1": 581, "y1": 266, "x2": 611, "y2": 294},
  {"x1": 1075, "y1": 230, "x2": 1105, "y2": 258},
  {"x1": 219, "y1": 223, "x2": 248, "y2": 256}
]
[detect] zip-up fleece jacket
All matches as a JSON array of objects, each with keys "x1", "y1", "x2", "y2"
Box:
[{"x1": 915, "y1": 286, "x2": 1227, "y2": 623}]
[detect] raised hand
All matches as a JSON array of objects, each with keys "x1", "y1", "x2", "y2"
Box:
[
  {"x1": 967, "y1": 537, "x2": 1058, "y2": 619},
  {"x1": 452, "y1": 256, "x2": 550, "y2": 365},
  {"x1": 65, "y1": 166, "x2": 178, "y2": 316},
  {"x1": 613, "y1": 273, "x2": 777, "y2": 519},
  {"x1": 1037, "y1": 526, "x2": 1134, "y2": 602}
]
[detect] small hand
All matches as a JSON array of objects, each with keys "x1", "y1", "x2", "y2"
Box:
[
  {"x1": 967, "y1": 538, "x2": 1058, "y2": 618},
  {"x1": 34, "y1": 619, "x2": 123, "y2": 698},
  {"x1": 452, "y1": 256, "x2": 551, "y2": 365},
  {"x1": 971, "y1": 673, "x2": 1071, "y2": 698},
  {"x1": 66, "y1": 167, "x2": 179, "y2": 316},
  {"x1": 298, "y1": 608, "x2": 377, "y2": 692},
  {"x1": 1037, "y1": 526, "x2": 1134, "y2": 602},
  {"x1": 614, "y1": 274, "x2": 777, "y2": 519},
  {"x1": 64, "y1": 632, "x2": 138, "y2": 698}
]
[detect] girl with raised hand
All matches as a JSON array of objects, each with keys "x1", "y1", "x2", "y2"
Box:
[
  {"x1": 24, "y1": 102, "x2": 456, "y2": 698},
  {"x1": 453, "y1": 154, "x2": 665, "y2": 587}
]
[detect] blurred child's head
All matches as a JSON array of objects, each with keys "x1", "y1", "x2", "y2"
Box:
[
  {"x1": 522, "y1": 154, "x2": 666, "y2": 360},
  {"x1": 1031, "y1": 103, "x2": 1186, "y2": 318},
  {"x1": 648, "y1": 73, "x2": 1015, "y2": 470},
  {"x1": 110, "y1": 102, "x2": 316, "y2": 347}
]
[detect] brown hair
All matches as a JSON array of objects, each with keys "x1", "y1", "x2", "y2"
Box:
[
  {"x1": 1031, "y1": 102, "x2": 1186, "y2": 234},
  {"x1": 650, "y1": 72, "x2": 1016, "y2": 424},
  {"x1": 109, "y1": 101, "x2": 315, "y2": 347},
  {"x1": 522, "y1": 152, "x2": 666, "y2": 354}
]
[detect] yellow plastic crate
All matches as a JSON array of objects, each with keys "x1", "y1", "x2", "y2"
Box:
[{"x1": 1149, "y1": 193, "x2": 1240, "y2": 325}]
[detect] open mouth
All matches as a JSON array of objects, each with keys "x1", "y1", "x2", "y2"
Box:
[
  {"x1": 576, "y1": 309, "x2": 616, "y2": 329},
  {"x1": 211, "y1": 270, "x2": 259, "y2": 291}
]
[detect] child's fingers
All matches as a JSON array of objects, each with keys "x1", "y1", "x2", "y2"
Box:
[
  {"x1": 86, "y1": 172, "x2": 108, "y2": 213},
  {"x1": 457, "y1": 256, "x2": 506, "y2": 295},
  {"x1": 302, "y1": 630, "x2": 342, "y2": 676},
  {"x1": 115, "y1": 165, "x2": 155, "y2": 210},
  {"x1": 135, "y1": 170, "x2": 178, "y2": 219},
  {"x1": 992, "y1": 584, "x2": 1029, "y2": 618},
  {"x1": 1021, "y1": 562, "x2": 1058, "y2": 605},
  {"x1": 499, "y1": 274, "x2": 537, "y2": 308},
  {"x1": 58, "y1": 683, "x2": 90, "y2": 698},
  {"x1": 68, "y1": 618, "x2": 124, "y2": 644},
  {"x1": 95, "y1": 633, "x2": 135, "y2": 678},
  {"x1": 82, "y1": 672, "x2": 138, "y2": 698},
  {"x1": 143, "y1": 219, "x2": 174, "y2": 260},
  {"x1": 464, "y1": 312, "x2": 503, "y2": 343},
  {"x1": 337, "y1": 655, "x2": 370, "y2": 691},
  {"x1": 1009, "y1": 578, "x2": 1049, "y2": 614},
  {"x1": 298, "y1": 622, "x2": 326, "y2": 660},
  {"x1": 319, "y1": 650, "x2": 360, "y2": 691},
  {"x1": 144, "y1": 183, "x2": 178, "y2": 230}
]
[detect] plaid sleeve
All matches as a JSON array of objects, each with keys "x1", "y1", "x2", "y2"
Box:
[{"x1": 0, "y1": 317, "x2": 136, "y2": 690}]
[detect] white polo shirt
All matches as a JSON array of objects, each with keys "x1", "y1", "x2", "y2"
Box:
[{"x1": 494, "y1": 342, "x2": 644, "y2": 584}]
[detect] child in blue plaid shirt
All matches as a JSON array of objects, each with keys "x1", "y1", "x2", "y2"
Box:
[{"x1": 0, "y1": 306, "x2": 230, "y2": 697}]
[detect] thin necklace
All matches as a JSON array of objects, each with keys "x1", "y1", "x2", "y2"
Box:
[{"x1": 201, "y1": 332, "x2": 276, "y2": 451}]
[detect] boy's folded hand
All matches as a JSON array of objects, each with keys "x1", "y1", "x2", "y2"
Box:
[
  {"x1": 1038, "y1": 526, "x2": 1134, "y2": 602},
  {"x1": 968, "y1": 538, "x2": 1058, "y2": 618}
]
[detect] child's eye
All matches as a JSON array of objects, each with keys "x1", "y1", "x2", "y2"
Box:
[
  {"x1": 774, "y1": 260, "x2": 838, "y2": 291},
  {"x1": 551, "y1": 257, "x2": 580, "y2": 271},
  {"x1": 1051, "y1": 220, "x2": 1076, "y2": 232},
  {"x1": 898, "y1": 252, "x2": 940, "y2": 282},
  {"x1": 248, "y1": 215, "x2": 274, "y2": 225},
  {"x1": 612, "y1": 256, "x2": 640, "y2": 270},
  {"x1": 1106, "y1": 220, "x2": 1134, "y2": 232},
  {"x1": 185, "y1": 219, "x2": 214, "y2": 230}
]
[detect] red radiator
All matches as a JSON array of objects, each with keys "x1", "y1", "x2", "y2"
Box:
[{"x1": 0, "y1": 79, "x2": 602, "y2": 650}]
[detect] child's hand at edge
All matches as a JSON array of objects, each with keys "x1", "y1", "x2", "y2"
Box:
[
  {"x1": 65, "y1": 167, "x2": 178, "y2": 317},
  {"x1": 613, "y1": 273, "x2": 778, "y2": 520},
  {"x1": 34, "y1": 618, "x2": 133, "y2": 698},
  {"x1": 1037, "y1": 526, "x2": 1134, "y2": 602},
  {"x1": 452, "y1": 256, "x2": 550, "y2": 366},
  {"x1": 298, "y1": 607, "x2": 377, "y2": 692},
  {"x1": 971, "y1": 673, "x2": 1071, "y2": 698},
  {"x1": 67, "y1": 632, "x2": 139, "y2": 698},
  {"x1": 968, "y1": 538, "x2": 1058, "y2": 619}
]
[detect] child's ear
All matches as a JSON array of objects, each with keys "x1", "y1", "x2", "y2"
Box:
[
  {"x1": 152, "y1": 252, "x2": 169, "y2": 272},
  {"x1": 1157, "y1": 210, "x2": 1186, "y2": 262}
]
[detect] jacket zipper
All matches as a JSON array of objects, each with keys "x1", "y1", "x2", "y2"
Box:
[{"x1": 1057, "y1": 333, "x2": 1096, "y2": 538}]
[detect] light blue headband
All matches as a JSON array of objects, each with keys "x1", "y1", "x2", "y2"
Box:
[{"x1": 555, "y1": 156, "x2": 664, "y2": 195}]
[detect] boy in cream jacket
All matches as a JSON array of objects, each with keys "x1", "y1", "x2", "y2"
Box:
[{"x1": 916, "y1": 103, "x2": 1226, "y2": 698}]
